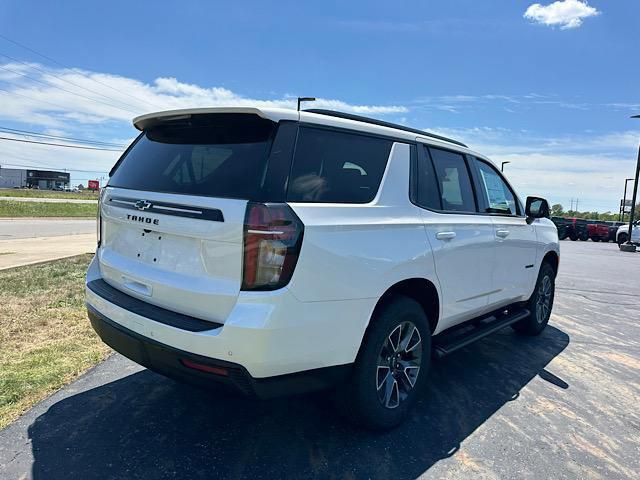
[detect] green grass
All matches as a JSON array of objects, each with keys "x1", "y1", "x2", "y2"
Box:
[
  {"x1": 0, "y1": 189, "x2": 99, "y2": 200},
  {"x1": 0, "y1": 200, "x2": 97, "y2": 217},
  {"x1": 0, "y1": 254, "x2": 110, "y2": 429}
]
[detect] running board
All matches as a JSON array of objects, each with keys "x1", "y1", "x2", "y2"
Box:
[{"x1": 433, "y1": 309, "x2": 530, "y2": 359}]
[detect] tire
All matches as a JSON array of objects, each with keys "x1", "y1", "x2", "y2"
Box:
[
  {"x1": 618, "y1": 233, "x2": 628, "y2": 247},
  {"x1": 335, "y1": 295, "x2": 431, "y2": 430},
  {"x1": 592, "y1": 237, "x2": 600, "y2": 242},
  {"x1": 512, "y1": 262, "x2": 555, "y2": 336},
  {"x1": 570, "y1": 233, "x2": 578, "y2": 241}
]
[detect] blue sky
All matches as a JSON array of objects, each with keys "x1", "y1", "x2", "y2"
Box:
[{"x1": 0, "y1": 0, "x2": 638, "y2": 212}]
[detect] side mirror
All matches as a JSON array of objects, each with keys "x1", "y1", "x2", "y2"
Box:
[{"x1": 525, "y1": 196, "x2": 550, "y2": 221}]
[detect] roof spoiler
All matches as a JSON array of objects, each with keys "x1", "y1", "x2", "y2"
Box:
[{"x1": 132, "y1": 107, "x2": 271, "y2": 131}]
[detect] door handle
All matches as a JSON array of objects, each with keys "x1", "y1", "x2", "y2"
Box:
[
  {"x1": 436, "y1": 231, "x2": 456, "y2": 241},
  {"x1": 496, "y1": 229, "x2": 510, "y2": 238}
]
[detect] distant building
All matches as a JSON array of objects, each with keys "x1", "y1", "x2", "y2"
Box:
[
  {"x1": 0, "y1": 167, "x2": 70, "y2": 189},
  {"x1": 0, "y1": 167, "x2": 27, "y2": 188}
]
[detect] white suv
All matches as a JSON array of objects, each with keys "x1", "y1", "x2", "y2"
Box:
[
  {"x1": 86, "y1": 107, "x2": 559, "y2": 429},
  {"x1": 617, "y1": 220, "x2": 640, "y2": 247}
]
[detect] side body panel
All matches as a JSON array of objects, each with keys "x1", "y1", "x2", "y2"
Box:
[
  {"x1": 533, "y1": 217, "x2": 561, "y2": 289},
  {"x1": 420, "y1": 210, "x2": 496, "y2": 331},
  {"x1": 287, "y1": 142, "x2": 442, "y2": 334},
  {"x1": 488, "y1": 216, "x2": 538, "y2": 308}
]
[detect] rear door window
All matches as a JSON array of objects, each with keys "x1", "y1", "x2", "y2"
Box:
[
  {"x1": 287, "y1": 127, "x2": 393, "y2": 203},
  {"x1": 428, "y1": 147, "x2": 477, "y2": 213},
  {"x1": 109, "y1": 114, "x2": 276, "y2": 199},
  {"x1": 414, "y1": 145, "x2": 442, "y2": 210}
]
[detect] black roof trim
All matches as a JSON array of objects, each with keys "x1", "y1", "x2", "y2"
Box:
[{"x1": 304, "y1": 109, "x2": 468, "y2": 148}]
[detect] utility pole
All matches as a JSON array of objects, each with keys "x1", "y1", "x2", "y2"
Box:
[
  {"x1": 621, "y1": 178, "x2": 634, "y2": 222},
  {"x1": 575, "y1": 198, "x2": 579, "y2": 212},
  {"x1": 620, "y1": 114, "x2": 640, "y2": 253}
]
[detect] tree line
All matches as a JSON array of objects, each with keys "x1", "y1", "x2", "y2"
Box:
[{"x1": 550, "y1": 203, "x2": 640, "y2": 221}]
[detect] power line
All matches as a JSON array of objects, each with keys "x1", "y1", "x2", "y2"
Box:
[
  {"x1": 0, "y1": 125, "x2": 127, "y2": 148},
  {"x1": 0, "y1": 63, "x2": 140, "y2": 115},
  {"x1": 0, "y1": 33, "x2": 163, "y2": 110},
  {"x1": 0, "y1": 85, "x2": 96, "y2": 112},
  {"x1": 0, "y1": 155, "x2": 60, "y2": 169},
  {"x1": 0, "y1": 51, "x2": 153, "y2": 113},
  {"x1": 0, "y1": 136, "x2": 123, "y2": 151}
]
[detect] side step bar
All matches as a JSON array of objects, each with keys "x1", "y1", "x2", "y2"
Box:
[{"x1": 433, "y1": 309, "x2": 530, "y2": 359}]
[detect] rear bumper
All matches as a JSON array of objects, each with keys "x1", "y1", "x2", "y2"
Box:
[
  {"x1": 85, "y1": 253, "x2": 372, "y2": 379},
  {"x1": 88, "y1": 305, "x2": 351, "y2": 398}
]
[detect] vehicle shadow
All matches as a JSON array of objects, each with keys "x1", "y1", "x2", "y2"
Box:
[{"x1": 28, "y1": 326, "x2": 569, "y2": 479}]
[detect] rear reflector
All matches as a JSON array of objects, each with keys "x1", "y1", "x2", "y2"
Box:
[{"x1": 180, "y1": 358, "x2": 229, "y2": 376}]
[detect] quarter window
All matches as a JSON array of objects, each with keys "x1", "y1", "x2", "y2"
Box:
[
  {"x1": 475, "y1": 159, "x2": 517, "y2": 215},
  {"x1": 429, "y1": 147, "x2": 477, "y2": 212},
  {"x1": 287, "y1": 127, "x2": 392, "y2": 203}
]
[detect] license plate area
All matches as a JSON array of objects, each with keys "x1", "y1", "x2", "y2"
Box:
[
  {"x1": 105, "y1": 221, "x2": 208, "y2": 276},
  {"x1": 134, "y1": 229, "x2": 164, "y2": 265}
]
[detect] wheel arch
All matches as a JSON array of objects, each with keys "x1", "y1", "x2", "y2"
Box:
[
  {"x1": 369, "y1": 278, "x2": 440, "y2": 335},
  {"x1": 352, "y1": 278, "x2": 440, "y2": 365},
  {"x1": 542, "y1": 250, "x2": 559, "y2": 277}
]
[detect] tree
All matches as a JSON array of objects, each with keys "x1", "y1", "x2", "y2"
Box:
[{"x1": 550, "y1": 204, "x2": 564, "y2": 216}]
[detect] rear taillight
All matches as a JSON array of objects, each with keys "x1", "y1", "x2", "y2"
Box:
[
  {"x1": 97, "y1": 188, "x2": 105, "y2": 247},
  {"x1": 242, "y1": 202, "x2": 304, "y2": 291}
]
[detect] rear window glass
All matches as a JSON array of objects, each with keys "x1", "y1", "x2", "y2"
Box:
[
  {"x1": 287, "y1": 127, "x2": 393, "y2": 203},
  {"x1": 109, "y1": 114, "x2": 275, "y2": 199}
]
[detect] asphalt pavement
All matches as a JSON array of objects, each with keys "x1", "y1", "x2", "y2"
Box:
[
  {"x1": 0, "y1": 218, "x2": 95, "y2": 239},
  {"x1": 0, "y1": 219, "x2": 96, "y2": 269},
  {"x1": 0, "y1": 197, "x2": 97, "y2": 204},
  {"x1": 0, "y1": 240, "x2": 638, "y2": 479}
]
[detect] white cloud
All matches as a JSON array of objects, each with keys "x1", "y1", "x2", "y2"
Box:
[
  {"x1": 0, "y1": 62, "x2": 407, "y2": 185},
  {"x1": 524, "y1": 0, "x2": 600, "y2": 30},
  {"x1": 0, "y1": 62, "x2": 407, "y2": 131}
]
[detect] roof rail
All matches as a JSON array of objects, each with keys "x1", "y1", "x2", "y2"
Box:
[{"x1": 304, "y1": 109, "x2": 468, "y2": 148}]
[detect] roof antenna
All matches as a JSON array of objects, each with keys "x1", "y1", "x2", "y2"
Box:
[{"x1": 297, "y1": 97, "x2": 316, "y2": 111}]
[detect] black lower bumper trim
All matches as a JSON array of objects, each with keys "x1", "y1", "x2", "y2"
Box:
[
  {"x1": 87, "y1": 279, "x2": 222, "y2": 332},
  {"x1": 87, "y1": 305, "x2": 351, "y2": 399}
]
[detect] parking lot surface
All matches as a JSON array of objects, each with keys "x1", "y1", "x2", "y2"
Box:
[{"x1": 0, "y1": 240, "x2": 638, "y2": 479}]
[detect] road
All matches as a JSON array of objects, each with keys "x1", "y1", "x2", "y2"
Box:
[
  {"x1": 0, "y1": 196, "x2": 97, "y2": 204},
  {"x1": 0, "y1": 240, "x2": 638, "y2": 479},
  {"x1": 0, "y1": 218, "x2": 95, "y2": 239},
  {"x1": 0, "y1": 219, "x2": 96, "y2": 269}
]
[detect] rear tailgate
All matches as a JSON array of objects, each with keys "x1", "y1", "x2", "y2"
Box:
[
  {"x1": 98, "y1": 112, "x2": 290, "y2": 323},
  {"x1": 99, "y1": 188, "x2": 247, "y2": 323}
]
